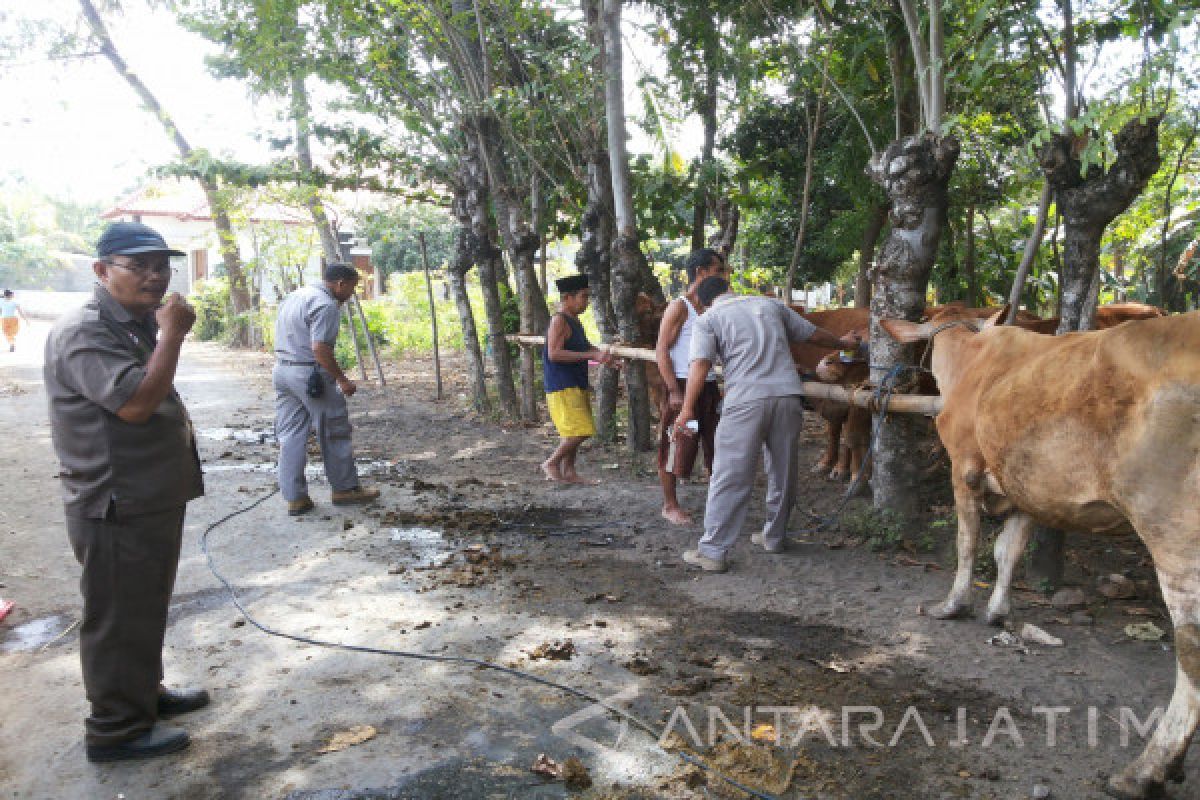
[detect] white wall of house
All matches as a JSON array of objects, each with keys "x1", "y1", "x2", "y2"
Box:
[{"x1": 105, "y1": 214, "x2": 324, "y2": 299}]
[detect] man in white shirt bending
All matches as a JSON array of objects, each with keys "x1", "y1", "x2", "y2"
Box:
[{"x1": 654, "y1": 248, "x2": 728, "y2": 525}]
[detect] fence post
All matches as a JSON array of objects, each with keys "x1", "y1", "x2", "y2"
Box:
[{"x1": 418, "y1": 232, "x2": 443, "y2": 401}]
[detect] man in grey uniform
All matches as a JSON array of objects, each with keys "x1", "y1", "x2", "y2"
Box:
[
  {"x1": 274, "y1": 263, "x2": 380, "y2": 514},
  {"x1": 674, "y1": 277, "x2": 861, "y2": 572},
  {"x1": 45, "y1": 221, "x2": 210, "y2": 761}
]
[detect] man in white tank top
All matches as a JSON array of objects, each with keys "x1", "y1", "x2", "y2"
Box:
[{"x1": 654, "y1": 248, "x2": 728, "y2": 524}]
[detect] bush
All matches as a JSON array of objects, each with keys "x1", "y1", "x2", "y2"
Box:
[{"x1": 192, "y1": 278, "x2": 231, "y2": 342}]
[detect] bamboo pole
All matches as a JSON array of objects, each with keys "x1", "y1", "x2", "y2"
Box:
[
  {"x1": 506, "y1": 334, "x2": 943, "y2": 415},
  {"x1": 351, "y1": 294, "x2": 386, "y2": 387},
  {"x1": 344, "y1": 303, "x2": 368, "y2": 381},
  {"x1": 418, "y1": 232, "x2": 443, "y2": 401}
]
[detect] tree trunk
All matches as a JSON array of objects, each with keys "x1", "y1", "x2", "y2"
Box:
[
  {"x1": 964, "y1": 201, "x2": 978, "y2": 306},
  {"x1": 1005, "y1": 183, "x2": 1053, "y2": 320},
  {"x1": 291, "y1": 72, "x2": 341, "y2": 264},
  {"x1": 577, "y1": 154, "x2": 621, "y2": 443},
  {"x1": 690, "y1": 51, "x2": 719, "y2": 252},
  {"x1": 460, "y1": 135, "x2": 519, "y2": 417},
  {"x1": 603, "y1": 0, "x2": 653, "y2": 451},
  {"x1": 867, "y1": 132, "x2": 960, "y2": 517},
  {"x1": 580, "y1": 0, "x2": 620, "y2": 443},
  {"x1": 855, "y1": 202, "x2": 888, "y2": 308},
  {"x1": 473, "y1": 115, "x2": 548, "y2": 422},
  {"x1": 784, "y1": 90, "x2": 825, "y2": 299},
  {"x1": 449, "y1": 188, "x2": 491, "y2": 414},
  {"x1": 1040, "y1": 117, "x2": 1162, "y2": 333},
  {"x1": 1028, "y1": 116, "x2": 1161, "y2": 588},
  {"x1": 706, "y1": 195, "x2": 740, "y2": 261}
]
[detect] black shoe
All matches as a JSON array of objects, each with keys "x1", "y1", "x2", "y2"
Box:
[
  {"x1": 86, "y1": 724, "x2": 190, "y2": 763},
  {"x1": 158, "y1": 687, "x2": 211, "y2": 717}
]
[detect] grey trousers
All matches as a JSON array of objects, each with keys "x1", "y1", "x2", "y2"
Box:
[
  {"x1": 66, "y1": 504, "x2": 185, "y2": 746},
  {"x1": 697, "y1": 395, "x2": 803, "y2": 560},
  {"x1": 273, "y1": 364, "x2": 360, "y2": 501}
]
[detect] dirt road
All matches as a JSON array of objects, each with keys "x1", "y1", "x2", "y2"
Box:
[{"x1": 0, "y1": 317, "x2": 1191, "y2": 799}]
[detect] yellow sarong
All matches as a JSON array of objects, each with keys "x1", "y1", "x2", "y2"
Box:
[{"x1": 546, "y1": 387, "x2": 596, "y2": 438}]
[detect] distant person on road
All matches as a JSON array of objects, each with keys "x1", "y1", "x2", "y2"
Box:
[
  {"x1": 654, "y1": 248, "x2": 727, "y2": 525},
  {"x1": 1, "y1": 289, "x2": 30, "y2": 352},
  {"x1": 675, "y1": 277, "x2": 861, "y2": 572},
  {"x1": 44, "y1": 221, "x2": 209, "y2": 762},
  {"x1": 541, "y1": 274, "x2": 619, "y2": 484},
  {"x1": 273, "y1": 264, "x2": 380, "y2": 515}
]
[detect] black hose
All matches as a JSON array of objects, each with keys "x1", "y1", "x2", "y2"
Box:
[{"x1": 200, "y1": 487, "x2": 780, "y2": 800}]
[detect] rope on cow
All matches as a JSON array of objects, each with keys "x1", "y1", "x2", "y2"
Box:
[
  {"x1": 200, "y1": 486, "x2": 780, "y2": 800},
  {"x1": 799, "y1": 363, "x2": 931, "y2": 533}
]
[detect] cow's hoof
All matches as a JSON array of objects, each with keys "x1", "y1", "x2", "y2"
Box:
[
  {"x1": 984, "y1": 608, "x2": 1008, "y2": 627},
  {"x1": 828, "y1": 469, "x2": 845, "y2": 481},
  {"x1": 1166, "y1": 758, "x2": 1186, "y2": 784},
  {"x1": 1105, "y1": 771, "x2": 1163, "y2": 799},
  {"x1": 930, "y1": 602, "x2": 972, "y2": 620},
  {"x1": 812, "y1": 461, "x2": 833, "y2": 474}
]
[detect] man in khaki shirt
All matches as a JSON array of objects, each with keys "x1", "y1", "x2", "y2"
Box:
[{"x1": 44, "y1": 222, "x2": 209, "y2": 762}]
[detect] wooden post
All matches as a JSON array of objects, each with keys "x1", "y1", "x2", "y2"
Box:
[
  {"x1": 343, "y1": 303, "x2": 368, "y2": 381},
  {"x1": 351, "y1": 294, "x2": 386, "y2": 387},
  {"x1": 505, "y1": 335, "x2": 944, "y2": 415},
  {"x1": 419, "y1": 232, "x2": 443, "y2": 401}
]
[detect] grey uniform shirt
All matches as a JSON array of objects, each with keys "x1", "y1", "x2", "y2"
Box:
[
  {"x1": 44, "y1": 286, "x2": 204, "y2": 518},
  {"x1": 689, "y1": 294, "x2": 817, "y2": 410},
  {"x1": 274, "y1": 285, "x2": 341, "y2": 363}
]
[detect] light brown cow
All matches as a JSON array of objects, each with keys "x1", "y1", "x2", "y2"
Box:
[
  {"x1": 813, "y1": 352, "x2": 871, "y2": 483},
  {"x1": 882, "y1": 306, "x2": 1200, "y2": 799}
]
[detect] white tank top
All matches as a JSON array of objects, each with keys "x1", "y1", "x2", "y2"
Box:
[{"x1": 668, "y1": 296, "x2": 714, "y2": 380}]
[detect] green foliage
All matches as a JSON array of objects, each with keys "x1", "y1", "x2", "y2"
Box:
[
  {"x1": 191, "y1": 278, "x2": 233, "y2": 342},
  {"x1": 840, "y1": 506, "x2": 908, "y2": 551},
  {"x1": 353, "y1": 203, "x2": 456, "y2": 278}
]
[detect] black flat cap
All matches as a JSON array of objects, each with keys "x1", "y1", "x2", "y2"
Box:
[{"x1": 97, "y1": 221, "x2": 185, "y2": 258}]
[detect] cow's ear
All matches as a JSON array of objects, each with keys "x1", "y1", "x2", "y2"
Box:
[
  {"x1": 982, "y1": 304, "x2": 1012, "y2": 329},
  {"x1": 880, "y1": 318, "x2": 932, "y2": 343}
]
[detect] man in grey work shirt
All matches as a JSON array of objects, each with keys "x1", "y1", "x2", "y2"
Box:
[
  {"x1": 674, "y1": 277, "x2": 861, "y2": 572},
  {"x1": 45, "y1": 221, "x2": 210, "y2": 762},
  {"x1": 273, "y1": 263, "x2": 379, "y2": 515}
]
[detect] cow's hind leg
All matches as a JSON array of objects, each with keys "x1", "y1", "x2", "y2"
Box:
[
  {"x1": 931, "y1": 475, "x2": 981, "y2": 620},
  {"x1": 984, "y1": 512, "x2": 1034, "y2": 626},
  {"x1": 1109, "y1": 584, "x2": 1200, "y2": 798}
]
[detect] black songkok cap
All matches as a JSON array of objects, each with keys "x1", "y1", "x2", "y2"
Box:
[{"x1": 555, "y1": 274, "x2": 589, "y2": 294}]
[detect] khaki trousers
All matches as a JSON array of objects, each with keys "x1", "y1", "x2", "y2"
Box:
[
  {"x1": 697, "y1": 395, "x2": 803, "y2": 559},
  {"x1": 66, "y1": 504, "x2": 185, "y2": 746}
]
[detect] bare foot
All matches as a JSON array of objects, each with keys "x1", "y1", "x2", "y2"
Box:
[
  {"x1": 541, "y1": 461, "x2": 564, "y2": 482},
  {"x1": 662, "y1": 506, "x2": 693, "y2": 525},
  {"x1": 561, "y1": 471, "x2": 600, "y2": 485}
]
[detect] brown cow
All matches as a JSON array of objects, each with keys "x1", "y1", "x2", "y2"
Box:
[
  {"x1": 882, "y1": 306, "x2": 1200, "y2": 798},
  {"x1": 1015, "y1": 302, "x2": 1167, "y2": 334}
]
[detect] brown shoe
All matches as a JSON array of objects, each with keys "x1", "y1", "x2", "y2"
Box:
[
  {"x1": 287, "y1": 496, "x2": 315, "y2": 516},
  {"x1": 332, "y1": 485, "x2": 381, "y2": 506}
]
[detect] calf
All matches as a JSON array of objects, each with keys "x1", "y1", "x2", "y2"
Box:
[
  {"x1": 882, "y1": 306, "x2": 1200, "y2": 799},
  {"x1": 812, "y1": 352, "x2": 871, "y2": 483}
]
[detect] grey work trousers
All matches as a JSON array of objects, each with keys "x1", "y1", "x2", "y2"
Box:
[
  {"x1": 697, "y1": 395, "x2": 803, "y2": 560},
  {"x1": 66, "y1": 504, "x2": 186, "y2": 746},
  {"x1": 273, "y1": 364, "x2": 360, "y2": 502}
]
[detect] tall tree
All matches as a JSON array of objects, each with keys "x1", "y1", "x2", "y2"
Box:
[
  {"x1": 603, "y1": 0, "x2": 655, "y2": 450},
  {"x1": 78, "y1": 0, "x2": 253, "y2": 342},
  {"x1": 867, "y1": 0, "x2": 959, "y2": 516}
]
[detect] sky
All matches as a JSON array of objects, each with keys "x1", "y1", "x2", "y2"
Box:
[
  {"x1": 0, "y1": 1, "x2": 696, "y2": 210},
  {"x1": 0, "y1": 1, "x2": 289, "y2": 206}
]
